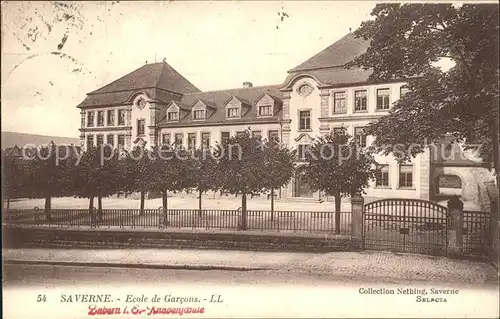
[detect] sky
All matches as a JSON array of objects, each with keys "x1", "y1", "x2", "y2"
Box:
[{"x1": 1, "y1": 1, "x2": 379, "y2": 138}]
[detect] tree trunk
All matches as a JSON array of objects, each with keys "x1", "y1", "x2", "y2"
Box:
[
  {"x1": 88, "y1": 197, "x2": 94, "y2": 225},
  {"x1": 140, "y1": 191, "x2": 145, "y2": 215},
  {"x1": 44, "y1": 196, "x2": 51, "y2": 223},
  {"x1": 241, "y1": 192, "x2": 248, "y2": 230},
  {"x1": 270, "y1": 188, "x2": 275, "y2": 221},
  {"x1": 162, "y1": 191, "x2": 168, "y2": 225},
  {"x1": 198, "y1": 189, "x2": 203, "y2": 217},
  {"x1": 97, "y1": 196, "x2": 103, "y2": 222},
  {"x1": 334, "y1": 194, "x2": 341, "y2": 234}
]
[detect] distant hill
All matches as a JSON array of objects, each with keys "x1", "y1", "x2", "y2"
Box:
[{"x1": 1, "y1": 131, "x2": 80, "y2": 149}]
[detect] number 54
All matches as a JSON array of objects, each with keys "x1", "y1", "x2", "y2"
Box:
[{"x1": 37, "y1": 294, "x2": 47, "y2": 302}]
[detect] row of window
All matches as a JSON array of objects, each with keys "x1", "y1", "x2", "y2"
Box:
[
  {"x1": 332, "y1": 127, "x2": 367, "y2": 147},
  {"x1": 332, "y1": 86, "x2": 409, "y2": 114},
  {"x1": 166, "y1": 105, "x2": 274, "y2": 122},
  {"x1": 375, "y1": 164, "x2": 413, "y2": 188},
  {"x1": 86, "y1": 134, "x2": 126, "y2": 148},
  {"x1": 161, "y1": 130, "x2": 280, "y2": 149},
  {"x1": 85, "y1": 109, "x2": 126, "y2": 127}
]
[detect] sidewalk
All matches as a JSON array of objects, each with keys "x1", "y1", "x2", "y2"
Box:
[
  {"x1": 3, "y1": 248, "x2": 310, "y2": 271},
  {"x1": 3, "y1": 248, "x2": 498, "y2": 285}
]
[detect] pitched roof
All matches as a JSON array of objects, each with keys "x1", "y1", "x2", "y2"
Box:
[
  {"x1": 282, "y1": 66, "x2": 373, "y2": 88},
  {"x1": 89, "y1": 61, "x2": 200, "y2": 95},
  {"x1": 158, "y1": 85, "x2": 283, "y2": 127},
  {"x1": 288, "y1": 33, "x2": 371, "y2": 72}
]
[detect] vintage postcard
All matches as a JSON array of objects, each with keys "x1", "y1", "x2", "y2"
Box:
[{"x1": 1, "y1": 1, "x2": 499, "y2": 318}]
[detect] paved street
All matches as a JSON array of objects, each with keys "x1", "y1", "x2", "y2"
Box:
[
  {"x1": 1, "y1": 263, "x2": 497, "y2": 288},
  {"x1": 4, "y1": 248, "x2": 498, "y2": 285},
  {"x1": 2, "y1": 263, "x2": 498, "y2": 288}
]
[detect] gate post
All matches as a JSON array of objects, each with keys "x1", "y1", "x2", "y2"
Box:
[
  {"x1": 447, "y1": 196, "x2": 464, "y2": 258},
  {"x1": 351, "y1": 193, "x2": 364, "y2": 250}
]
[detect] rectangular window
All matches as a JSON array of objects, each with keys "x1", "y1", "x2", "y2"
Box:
[
  {"x1": 193, "y1": 110, "x2": 205, "y2": 120},
  {"x1": 97, "y1": 111, "x2": 104, "y2": 126},
  {"x1": 137, "y1": 119, "x2": 145, "y2": 136},
  {"x1": 174, "y1": 133, "x2": 183, "y2": 146},
  {"x1": 355, "y1": 90, "x2": 367, "y2": 112},
  {"x1": 107, "y1": 110, "x2": 115, "y2": 126},
  {"x1": 354, "y1": 127, "x2": 367, "y2": 147},
  {"x1": 297, "y1": 144, "x2": 311, "y2": 161},
  {"x1": 81, "y1": 115, "x2": 85, "y2": 127},
  {"x1": 227, "y1": 107, "x2": 239, "y2": 118},
  {"x1": 87, "y1": 111, "x2": 94, "y2": 127},
  {"x1": 376, "y1": 88, "x2": 390, "y2": 110},
  {"x1": 106, "y1": 134, "x2": 115, "y2": 147},
  {"x1": 299, "y1": 110, "x2": 311, "y2": 130},
  {"x1": 354, "y1": 127, "x2": 367, "y2": 148},
  {"x1": 167, "y1": 111, "x2": 179, "y2": 121},
  {"x1": 96, "y1": 134, "x2": 104, "y2": 146},
  {"x1": 86, "y1": 135, "x2": 94, "y2": 148},
  {"x1": 268, "y1": 130, "x2": 279, "y2": 143},
  {"x1": 118, "y1": 109, "x2": 126, "y2": 125},
  {"x1": 117, "y1": 134, "x2": 125, "y2": 147},
  {"x1": 400, "y1": 85, "x2": 410, "y2": 97},
  {"x1": 333, "y1": 92, "x2": 347, "y2": 113},
  {"x1": 399, "y1": 165, "x2": 413, "y2": 188},
  {"x1": 201, "y1": 133, "x2": 210, "y2": 148},
  {"x1": 221, "y1": 132, "x2": 230, "y2": 145},
  {"x1": 252, "y1": 131, "x2": 262, "y2": 139},
  {"x1": 259, "y1": 105, "x2": 272, "y2": 116},
  {"x1": 162, "y1": 133, "x2": 170, "y2": 145},
  {"x1": 188, "y1": 133, "x2": 196, "y2": 150},
  {"x1": 376, "y1": 165, "x2": 390, "y2": 187}
]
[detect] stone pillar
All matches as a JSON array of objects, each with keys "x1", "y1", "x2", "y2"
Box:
[
  {"x1": 149, "y1": 102, "x2": 160, "y2": 148},
  {"x1": 80, "y1": 109, "x2": 86, "y2": 128},
  {"x1": 419, "y1": 148, "x2": 431, "y2": 200},
  {"x1": 280, "y1": 89, "x2": 292, "y2": 147},
  {"x1": 351, "y1": 193, "x2": 365, "y2": 250},
  {"x1": 319, "y1": 88, "x2": 330, "y2": 134},
  {"x1": 126, "y1": 106, "x2": 132, "y2": 126},
  {"x1": 79, "y1": 132, "x2": 85, "y2": 151},
  {"x1": 447, "y1": 196, "x2": 464, "y2": 258}
]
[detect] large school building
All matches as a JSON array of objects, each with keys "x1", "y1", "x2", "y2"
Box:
[{"x1": 77, "y1": 33, "x2": 492, "y2": 204}]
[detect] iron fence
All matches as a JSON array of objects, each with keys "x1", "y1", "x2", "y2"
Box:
[
  {"x1": 3, "y1": 207, "x2": 351, "y2": 234},
  {"x1": 463, "y1": 210, "x2": 491, "y2": 258}
]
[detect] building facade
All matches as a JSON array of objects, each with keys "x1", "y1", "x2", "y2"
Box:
[{"x1": 77, "y1": 33, "x2": 492, "y2": 203}]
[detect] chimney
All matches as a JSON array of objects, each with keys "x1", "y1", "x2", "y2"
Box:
[{"x1": 243, "y1": 81, "x2": 253, "y2": 88}]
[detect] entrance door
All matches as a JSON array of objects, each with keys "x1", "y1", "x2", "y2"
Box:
[
  {"x1": 363, "y1": 198, "x2": 448, "y2": 256},
  {"x1": 295, "y1": 169, "x2": 314, "y2": 198}
]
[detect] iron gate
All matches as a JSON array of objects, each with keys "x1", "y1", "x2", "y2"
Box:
[{"x1": 364, "y1": 199, "x2": 448, "y2": 256}]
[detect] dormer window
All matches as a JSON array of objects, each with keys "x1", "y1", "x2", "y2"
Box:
[
  {"x1": 193, "y1": 110, "x2": 205, "y2": 120},
  {"x1": 167, "y1": 111, "x2": 179, "y2": 121},
  {"x1": 227, "y1": 107, "x2": 240, "y2": 118},
  {"x1": 258, "y1": 105, "x2": 272, "y2": 117}
]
